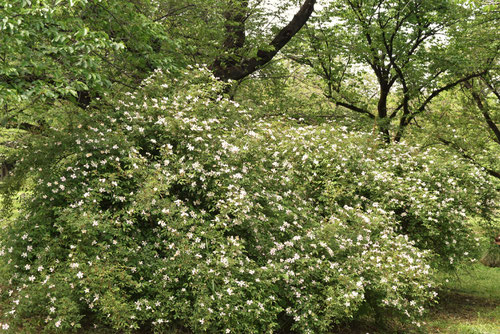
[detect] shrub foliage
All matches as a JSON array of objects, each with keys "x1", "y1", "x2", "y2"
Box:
[{"x1": 0, "y1": 68, "x2": 497, "y2": 333}]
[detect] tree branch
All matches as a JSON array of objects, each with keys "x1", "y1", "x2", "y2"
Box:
[
  {"x1": 464, "y1": 80, "x2": 500, "y2": 144},
  {"x1": 437, "y1": 137, "x2": 500, "y2": 179},
  {"x1": 410, "y1": 71, "x2": 487, "y2": 120},
  {"x1": 327, "y1": 96, "x2": 375, "y2": 119},
  {"x1": 212, "y1": 0, "x2": 316, "y2": 81}
]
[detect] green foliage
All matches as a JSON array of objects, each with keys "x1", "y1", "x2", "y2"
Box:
[
  {"x1": 320, "y1": 138, "x2": 497, "y2": 268},
  {"x1": 417, "y1": 78, "x2": 500, "y2": 181},
  {"x1": 0, "y1": 0, "x2": 195, "y2": 138},
  {"x1": 0, "y1": 0, "x2": 123, "y2": 105},
  {"x1": 0, "y1": 68, "x2": 497, "y2": 333}
]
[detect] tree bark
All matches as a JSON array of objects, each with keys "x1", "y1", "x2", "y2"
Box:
[
  {"x1": 212, "y1": 0, "x2": 316, "y2": 81},
  {"x1": 377, "y1": 85, "x2": 391, "y2": 143}
]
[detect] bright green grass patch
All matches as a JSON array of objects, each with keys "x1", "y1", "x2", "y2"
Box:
[{"x1": 443, "y1": 263, "x2": 500, "y2": 299}]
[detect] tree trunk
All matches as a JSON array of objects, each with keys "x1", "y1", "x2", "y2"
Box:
[
  {"x1": 377, "y1": 86, "x2": 391, "y2": 143},
  {"x1": 212, "y1": 0, "x2": 316, "y2": 81}
]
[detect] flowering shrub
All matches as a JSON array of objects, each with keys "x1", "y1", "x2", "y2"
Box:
[
  {"x1": 0, "y1": 67, "x2": 497, "y2": 333},
  {"x1": 313, "y1": 135, "x2": 498, "y2": 269}
]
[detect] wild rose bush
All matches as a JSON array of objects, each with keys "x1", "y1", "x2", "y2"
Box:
[{"x1": 0, "y1": 67, "x2": 496, "y2": 333}]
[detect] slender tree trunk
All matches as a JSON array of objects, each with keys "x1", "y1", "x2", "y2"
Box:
[
  {"x1": 377, "y1": 86, "x2": 391, "y2": 143},
  {"x1": 394, "y1": 116, "x2": 408, "y2": 143},
  {"x1": 393, "y1": 77, "x2": 410, "y2": 143}
]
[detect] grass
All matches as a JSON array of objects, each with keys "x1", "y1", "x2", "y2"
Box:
[{"x1": 424, "y1": 263, "x2": 500, "y2": 334}]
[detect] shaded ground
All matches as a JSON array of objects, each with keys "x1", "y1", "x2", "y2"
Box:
[
  {"x1": 425, "y1": 291, "x2": 499, "y2": 334},
  {"x1": 423, "y1": 263, "x2": 500, "y2": 334}
]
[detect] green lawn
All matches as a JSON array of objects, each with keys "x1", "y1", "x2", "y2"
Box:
[{"x1": 424, "y1": 263, "x2": 500, "y2": 334}]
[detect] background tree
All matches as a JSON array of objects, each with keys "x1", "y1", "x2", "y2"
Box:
[
  {"x1": 1, "y1": 0, "x2": 317, "y2": 121},
  {"x1": 289, "y1": 0, "x2": 493, "y2": 142},
  {"x1": 417, "y1": 3, "x2": 500, "y2": 179},
  {"x1": 212, "y1": 0, "x2": 316, "y2": 81}
]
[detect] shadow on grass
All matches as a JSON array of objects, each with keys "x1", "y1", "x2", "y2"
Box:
[
  {"x1": 424, "y1": 264, "x2": 500, "y2": 334},
  {"x1": 430, "y1": 290, "x2": 499, "y2": 321}
]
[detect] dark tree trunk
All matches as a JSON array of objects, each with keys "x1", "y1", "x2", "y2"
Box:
[
  {"x1": 212, "y1": 0, "x2": 316, "y2": 81},
  {"x1": 222, "y1": 0, "x2": 247, "y2": 51},
  {"x1": 211, "y1": 0, "x2": 249, "y2": 75},
  {"x1": 0, "y1": 162, "x2": 13, "y2": 179},
  {"x1": 377, "y1": 86, "x2": 391, "y2": 143},
  {"x1": 393, "y1": 72, "x2": 410, "y2": 143},
  {"x1": 394, "y1": 116, "x2": 408, "y2": 143},
  {"x1": 77, "y1": 90, "x2": 93, "y2": 109}
]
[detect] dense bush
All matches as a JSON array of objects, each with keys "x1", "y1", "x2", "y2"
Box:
[
  {"x1": 312, "y1": 136, "x2": 497, "y2": 269},
  {"x1": 0, "y1": 67, "x2": 497, "y2": 333}
]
